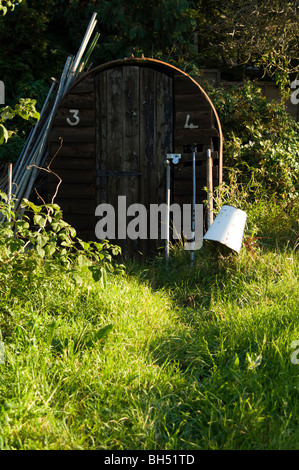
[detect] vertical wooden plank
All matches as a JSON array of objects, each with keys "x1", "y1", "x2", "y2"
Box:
[
  {"x1": 122, "y1": 67, "x2": 140, "y2": 209},
  {"x1": 104, "y1": 68, "x2": 123, "y2": 250},
  {"x1": 155, "y1": 71, "x2": 173, "y2": 206},
  {"x1": 122, "y1": 66, "x2": 140, "y2": 257},
  {"x1": 139, "y1": 67, "x2": 155, "y2": 256},
  {"x1": 122, "y1": 66, "x2": 140, "y2": 174},
  {"x1": 95, "y1": 70, "x2": 107, "y2": 205},
  {"x1": 106, "y1": 67, "x2": 123, "y2": 173},
  {"x1": 154, "y1": 71, "x2": 173, "y2": 251}
]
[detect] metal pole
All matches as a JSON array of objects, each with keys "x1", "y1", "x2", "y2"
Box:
[
  {"x1": 191, "y1": 145, "x2": 196, "y2": 266},
  {"x1": 165, "y1": 159, "x2": 171, "y2": 266},
  {"x1": 15, "y1": 56, "x2": 73, "y2": 208},
  {"x1": 207, "y1": 148, "x2": 213, "y2": 229},
  {"x1": 12, "y1": 79, "x2": 57, "y2": 185},
  {"x1": 64, "y1": 12, "x2": 98, "y2": 91},
  {"x1": 72, "y1": 12, "x2": 97, "y2": 71},
  {"x1": 79, "y1": 31, "x2": 101, "y2": 72}
]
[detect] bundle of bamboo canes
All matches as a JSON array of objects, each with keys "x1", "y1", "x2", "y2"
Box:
[{"x1": 1, "y1": 12, "x2": 99, "y2": 214}]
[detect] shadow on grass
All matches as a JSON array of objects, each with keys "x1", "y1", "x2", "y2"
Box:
[
  {"x1": 126, "y1": 233, "x2": 298, "y2": 377},
  {"x1": 125, "y1": 243, "x2": 239, "y2": 369}
]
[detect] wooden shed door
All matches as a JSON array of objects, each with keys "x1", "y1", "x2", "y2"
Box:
[{"x1": 95, "y1": 66, "x2": 173, "y2": 257}]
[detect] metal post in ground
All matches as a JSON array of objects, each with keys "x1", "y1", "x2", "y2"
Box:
[
  {"x1": 165, "y1": 158, "x2": 171, "y2": 267},
  {"x1": 191, "y1": 145, "x2": 196, "y2": 266},
  {"x1": 165, "y1": 154, "x2": 181, "y2": 266},
  {"x1": 207, "y1": 148, "x2": 213, "y2": 229}
]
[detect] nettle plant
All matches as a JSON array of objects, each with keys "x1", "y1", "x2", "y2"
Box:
[{"x1": 0, "y1": 191, "x2": 122, "y2": 287}]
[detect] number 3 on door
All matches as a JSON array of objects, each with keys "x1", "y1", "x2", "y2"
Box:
[{"x1": 66, "y1": 109, "x2": 80, "y2": 126}]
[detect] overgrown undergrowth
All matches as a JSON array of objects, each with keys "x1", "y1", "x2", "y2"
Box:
[{"x1": 0, "y1": 191, "x2": 298, "y2": 450}]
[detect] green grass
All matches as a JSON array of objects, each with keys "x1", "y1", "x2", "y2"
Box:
[{"x1": 0, "y1": 201, "x2": 298, "y2": 449}]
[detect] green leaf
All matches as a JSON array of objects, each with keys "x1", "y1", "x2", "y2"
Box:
[
  {"x1": 232, "y1": 353, "x2": 239, "y2": 370},
  {"x1": 88, "y1": 265, "x2": 103, "y2": 282},
  {"x1": 51, "y1": 221, "x2": 63, "y2": 232},
  {"x1": 36, "y1": 234, "x2": 49, "y2": 248},
  {"x1": 71, "y1": 272, "x2": 84, "y2": 284},
  {"x1": 78, "y1": 240, "x2": 90, "y2": 251},
  {"x1": 47, "y1": 203, "x2": 61, "y2": 211},
  {"x1": 0, "y1": 124, "x2": 9, "y2": 144},
  {"x1": 14, "y1": 219, "x2": 30, "y2": 235},
  {"x1": 247, "y1": 353, "x2": 263, "y2": 370},
  {"x1": 69, "y1": 226, "x2": 76, "y2": 238},
  {"x1": 93, "y1": 242, "x2": 103, "y2": 251},
  {"x1": 0, "y1": 106, "x2": 15, "y2": 121},
  {"x1": 61, "y1": 239, "x2": 72, "y2": 247},
  {"x1": 21, "y1": 199, "x2": 42, "y2": 212},
  {"x1": 33, "y1": 214, "x2": 46, "y2": 226},
  {"x1": 14, "y1": 98, "x2": 40, "y2": 121},
  {"x1": 7, "y1": 238, "x2": 23, "y2": 253},
  {"x1": 36, "y1": 245, "x2": 45, "y2": 258},
  {"x1": 44, "y1": 243, "x2": 56, "y2": 257},
  {"x1": 94, "y1": 324, "x2": 113, "y2": 341},
  {"x1": 0, "y1": 191, "x2": 8, "y2": 202},
  {"x1": 77, "y1": 254, "x2": 91, "y2": 267}
]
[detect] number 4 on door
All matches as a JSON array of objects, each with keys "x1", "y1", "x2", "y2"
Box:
[{"x1": 184, "y1": 114, "x2": 198, "y2": 129}]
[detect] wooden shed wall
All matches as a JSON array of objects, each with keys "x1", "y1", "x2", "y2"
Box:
[
  {"x1": 49, "y1": 77, "x2": 96, "y2": 241},
  {"x1": 47, "y1": 58, "x2": 222, "y2": 257}
]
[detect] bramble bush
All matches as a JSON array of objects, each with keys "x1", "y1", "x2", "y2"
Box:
[
  {"x1": 0, "y1": 191, "x2": 122, "y2": 291},
  {"x1": 198, "y1": 79, "x2": 299, "y2": 250},
  {"x1": 208, "y1": 80, "x2": 299, "y2": 204}
]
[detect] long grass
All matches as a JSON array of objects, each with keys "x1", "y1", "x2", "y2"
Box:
[{"x1": 0, "y1": 199, "x2": 298, "y2": 449}]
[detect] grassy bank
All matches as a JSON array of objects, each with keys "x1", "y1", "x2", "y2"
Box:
[{"x1": 0, "y1": 197, "x2": 298, "y2": 449}]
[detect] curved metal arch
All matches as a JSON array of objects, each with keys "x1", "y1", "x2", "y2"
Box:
[{"x1": 67, "y1": 56, "x2": 223, "y2": 183}]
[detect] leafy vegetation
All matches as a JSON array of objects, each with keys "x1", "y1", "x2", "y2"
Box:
[
  {"x1": 0, "y1": 191, "x2": 122, "y2": 287},
  {"x1": 190, "y1": 0, "x2": 299, "y2": 91},
  {"x1": 207, "y1": 80, "x2": 299, "y2": 203},
  {"x1": 0, "y1": 121, "x2": 298, "y2": 449},
  {"x1": 0, "y1": 0, "x2": 298, "y2": 451},
  {"x1": 0, "y1": 99, "x2": 39, "y2": 150},
  {"x1": 1, "y1": 0, "x2": 298, "y2": 102},
  {"x1": 0, "y1": 0, "x2": 21, "y2": 16},
  {"x1": 1, "y1": 0, "x2": 298, "y2": 162},
  {"x1": 0, "y1": 190, "x2": 298, "y2": 449}
]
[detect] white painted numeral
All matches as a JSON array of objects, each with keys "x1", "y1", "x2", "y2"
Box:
[
  {"x1": 66, "y1": 109, "x2": 80, "y2": 126},
  {"x1": 184, "y1": 114, "x2": 198, "y2": 129}
]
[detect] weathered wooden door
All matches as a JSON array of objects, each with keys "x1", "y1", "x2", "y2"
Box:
[
  {"x1": 47, "y1": 58, "x2": 222, "y2": 256},
  {"x1": 94, "y1": 66, "x2": 173, "y2": 257}
]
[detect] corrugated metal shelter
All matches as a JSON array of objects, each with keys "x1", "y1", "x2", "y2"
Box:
[{"x1": 47, "y1": 57, "x2": 223, "y2": 257}]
